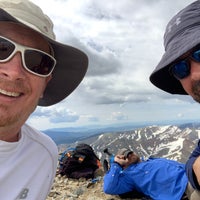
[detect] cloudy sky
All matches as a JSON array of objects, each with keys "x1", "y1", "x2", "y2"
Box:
[{"x1": 28, "y1": 0, "x2": 200, "y2": 130}]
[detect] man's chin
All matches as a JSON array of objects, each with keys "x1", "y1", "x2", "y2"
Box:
[
  {"x1": 193, "y1": 96, "x2": 200, "y2": 104},
  {"x1": 191, "y1": 82, "x2": 200, "y2": 103}
]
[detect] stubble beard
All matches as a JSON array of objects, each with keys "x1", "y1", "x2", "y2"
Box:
[
  {"x1": 0, "y1": 104, "x2": 22, "y2": 127},
  {"x1": 191, "y1": 80, "x2": 200, "y2": 104},
  {"x1": 0, "y1": 78, "x2": 34, "y2": 128}
]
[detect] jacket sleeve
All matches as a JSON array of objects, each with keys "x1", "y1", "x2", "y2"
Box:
[
  {"x1": 103, "y1": 162, "x2": 134, "y2": 195},
  {"x1": 186, "y1": 140, "x2": 200, "y2": 190}
]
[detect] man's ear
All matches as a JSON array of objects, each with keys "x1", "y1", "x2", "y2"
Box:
[
  {"x1": 45, "y1": 75, "x2": 52, "y2": 85},
  {"x1": 40, "y1": 75, "x2": 52, "y2": 98}
]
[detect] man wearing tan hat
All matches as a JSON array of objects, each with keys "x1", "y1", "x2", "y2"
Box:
[
  {"x1": 104, "y1": 148, "x2": 189, "y2": 199},
  {"x1": 150, "y1": 1, "x2": 200, "y2": 199},
  {"x1": 0, "y1": 0, "x2": 88, "y2": 199}
]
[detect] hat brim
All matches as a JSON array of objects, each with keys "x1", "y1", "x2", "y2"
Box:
[
  {"x1": 124, "y1": 150, "x2": 133, "y2": 158},
  {"x1": 0, "y1": 9, "x2": 88, "y2": 106},
  {"x1": 150, "y1": 26, "x2": 200, "y2": 95},
  {"x1": 117, "y1": 148, "x2": 133, "y2": 158},
  {"x1": 39, "y1": 40, "x2": 88, "y2": 106}
]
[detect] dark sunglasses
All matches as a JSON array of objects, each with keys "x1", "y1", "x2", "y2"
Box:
[
  {"x1": 0, "y1": 36, "x2": 56, "y2": 77},
  {"x1": 170, "y1": 48, "x2": 200, "y2": 80}
]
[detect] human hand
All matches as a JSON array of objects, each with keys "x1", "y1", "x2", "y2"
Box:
[{"x1": 193, "y1": 156, "x2": 200, "y2": 186}]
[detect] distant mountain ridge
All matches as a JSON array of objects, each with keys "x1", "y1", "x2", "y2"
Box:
[
  {"x1": 43, "y1": 121, "x2": 200, "y2": 145},
  {"x1": 43, "y1": 123, "x2": 149, "y2": 145},
  {"x1": 55, "y1": 123, "x2": 200, "y2": 164}
]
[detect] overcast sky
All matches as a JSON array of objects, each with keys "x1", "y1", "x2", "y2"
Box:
[{"x1": 28, "y1": 0, "x2": 200, "y2": 130}]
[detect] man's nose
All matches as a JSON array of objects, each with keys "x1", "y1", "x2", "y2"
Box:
[{"x1": 0, "y1": 52, "x2": 26, "y2": 80}]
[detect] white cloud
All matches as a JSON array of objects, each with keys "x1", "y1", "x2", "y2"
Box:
[
  {"x1": 110, "y1": 112, "x2": 128, "y2": 121},
  {"x1": 30, "y1": 106, "x2": 79, "y2": 124},
  {"x1": 29, "y1": 0, "x2": 199, "y2": 129}
]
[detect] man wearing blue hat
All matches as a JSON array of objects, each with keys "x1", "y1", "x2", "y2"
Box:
[{"x1": 150, "y1": 1, "x2": 200, "y2": 199}]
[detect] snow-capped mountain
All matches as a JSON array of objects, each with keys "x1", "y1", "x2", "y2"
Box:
[{"x1": 59, "y1": 123, "x2": 200, "y2": 163}]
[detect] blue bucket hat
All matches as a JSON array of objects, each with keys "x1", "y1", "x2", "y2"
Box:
[{"x1": 150, "y1": 0, "x2": 200, "y2": 95}]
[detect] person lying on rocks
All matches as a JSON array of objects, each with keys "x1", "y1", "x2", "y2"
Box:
[{"x1": 103, "y1": 148, "x2": 193, "y2": 200}]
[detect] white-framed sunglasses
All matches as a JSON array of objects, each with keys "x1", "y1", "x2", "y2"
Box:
[{"x1": 0, "y1": 36, "x2": 56, "y2": 77}]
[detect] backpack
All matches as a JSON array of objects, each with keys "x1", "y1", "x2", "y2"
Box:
[{"x1": 58, "y1": 143, "x2": 100, "y2": 179}]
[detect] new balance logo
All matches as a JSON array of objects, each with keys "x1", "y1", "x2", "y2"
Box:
[{"x1": 16, "y1": 188, "x2": 29, "y2": 200}]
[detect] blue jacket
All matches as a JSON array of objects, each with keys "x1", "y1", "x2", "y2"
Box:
[
  {"x1": 186, "y1": 140, "x2": 200, "y2": 190},
  {"x1": 104, "y1": 158, "x2": 188, "y2": 200}
]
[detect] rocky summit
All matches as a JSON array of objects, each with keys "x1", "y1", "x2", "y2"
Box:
[
  {"x1": 47, "y1": 123, "x2": 200, "y2": 200},
  {"x1": 46, "y1": 168, "x2": 131, "y2": 200}
]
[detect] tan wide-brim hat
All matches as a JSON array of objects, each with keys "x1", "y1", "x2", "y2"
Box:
[{"x1": 0, "y1": 0, "x2": 88, "y2": 106}]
